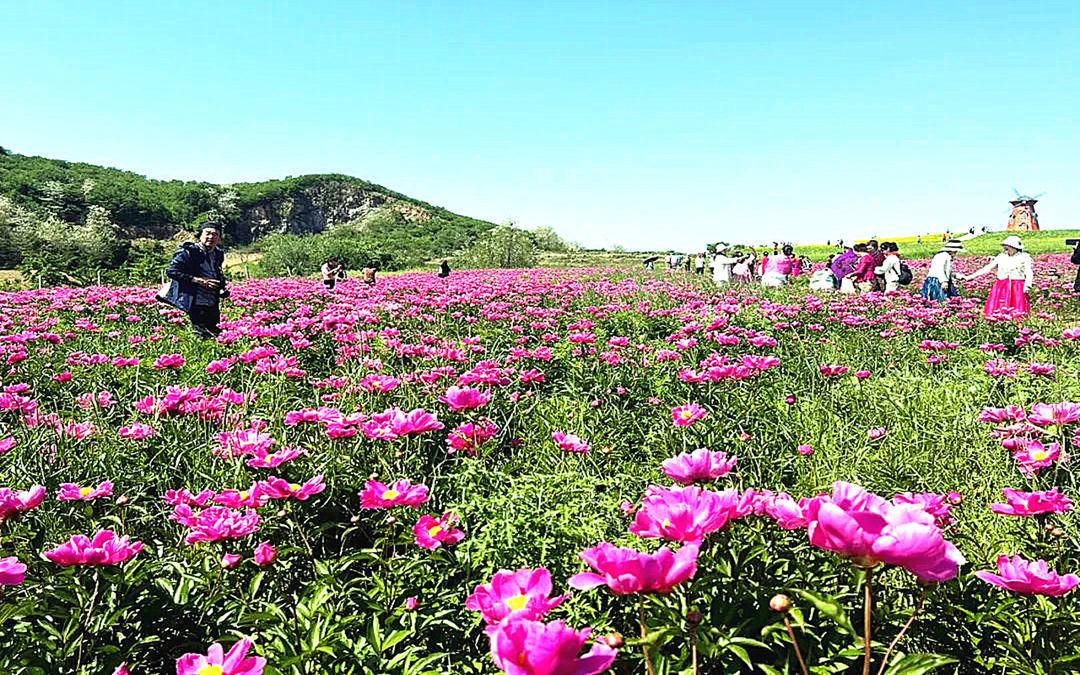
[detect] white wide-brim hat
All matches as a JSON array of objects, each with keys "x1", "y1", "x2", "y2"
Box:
[
  {"x1": 715, "y1": 242, "x2": 730, "y2": 252},
  {"x1": 1002, "y1": 235, "x2": 1024, "y2": 251}
]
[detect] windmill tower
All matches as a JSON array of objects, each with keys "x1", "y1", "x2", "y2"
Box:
[{"x1": 1007, "y1": 190, "x2": 1042, "y2": 232}]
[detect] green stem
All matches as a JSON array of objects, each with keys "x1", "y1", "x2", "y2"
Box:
[
  {"x1": 783, "y1": 615, "x2": 811, "y2": 675},
  {"x1": 875, "y1": 589, "x2": 928, "y2": 675},
  {"x1": 639, "y1": 599, "x2": 657, "y2": 675}
]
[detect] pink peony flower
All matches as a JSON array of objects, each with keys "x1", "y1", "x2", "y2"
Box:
[
  {"x1": 0, "y1": 485, "x2": 46, "y2": 521},
  {"x1": 359, "y1": 479, "x2": 430, "y2": 509},
  {"x1": 404, "y1": 596, "x2": 419, "y2": 611},
  {"x1": 256, "y1": 475, "x2": 325, "y2": 501},
  {"x1": 152, "y1": 353, "x2": 185, "y2": 369},
  {"x1": 762, "y1": 492, "x2": 810, "y2": 530},
  {"x1": 629, "y1": 485, "x2": 741, "y2": 543},
  {"x1": 797, "y1": 444, "x2": 814, "y2": 456},
  {"x1": 853, "y1": 370, "x2": 872, "y2": 380},
  {"x1": 44, "y1": 530, "x2": 143, "y2": 566},
  {"x1": 660, "y1": 448, "x2": 737, "y2": 484},
  {"x1": 819, "y1": 364, "x2": 849, "y2": 377},
  {"x1": 488, "y1": 619, "x2": 616, "y2": 675},
  {"x1": 891, "y1": 492, "x2": 955, "y2": 527},
  {"x1": 245, "y1": 446, "x2": 305, "y2": 469},
  {"x1": 221, "y1": 553, "x2": 242, "y2": 569},
  {"x1": 551, "y1": 431, "x2": 589, "y2": 454},
  {"x1": 413, "y1": 513, "x2": 465, "y2": 550},
  {"x1": 867, "y1": 427, "x2": 887, "y2": 441},
  {"x1": 447, "y1": 419, "x2": 499, "y2": 455},
  {"x1": 173, "y1": 505, "x2": 260, "y2": 544},
  {"x1": 990, "y1": 488, "x2": 1073, "y2": 516},
  {"x1": 439, "y1": 386, "x2": 493, "y2": 412},
  {"x1": 569, "y1": 541, "x2": 698, "y2": 594},
  {"x1": 118, "y1": 423, "x2": 156, "y2": 440},
  {"x1": 1011, "y1": 440, "x2": 1061, "y2": 476},
  {"x1": 1028, "y1": 402, "x2": 1080, "y2": 428},
  {"x1": 57, "y1": 480, "x2": 113, "y2": 502},
  {"x1": 253, "y1": 541, "x2": 278, "y2": 566},
  {"x1": 804, "y1": 482, "x2": 965, "y2": 582},
  {"x1": 0, "y1": 436, "x2": 16, "y2": 455},
  {"x1": 671, "y1": 403, "x2": 708, "y2": 427},
  {"x1": 465, "y1": 567, "x2": 568, "y2": 625},
  {"x1": 975, "y1": 555, "x2": 1079, "y2": 596},
  {"x1": 0, "y1": 556, "x2": 27, "y2": 585},
  {"x1": 175, "y1": 638, "x2": 266, "y2": 675}
]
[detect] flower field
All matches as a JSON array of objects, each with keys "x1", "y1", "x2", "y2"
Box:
[{"x1": 2, "y1": 254, "x2": 1080, "y2": 674}]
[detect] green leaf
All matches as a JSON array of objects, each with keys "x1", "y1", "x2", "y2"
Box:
[
  {"x1": 884, "y1": 653, "x2": 959, "y2": 675},
  {"x1": 794, "y1": 589, "x2": 856, "y2": 636}
]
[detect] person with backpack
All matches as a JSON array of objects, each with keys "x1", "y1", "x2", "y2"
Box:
[{"x1": 874, "y1": 242, "x2": 906, "y2": 292}]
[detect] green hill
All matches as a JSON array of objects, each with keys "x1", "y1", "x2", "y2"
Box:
[{"x1": 0, "y1": 146, "x2": 497, "y2": 270}]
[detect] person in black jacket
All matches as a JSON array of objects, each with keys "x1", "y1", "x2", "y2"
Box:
[
  {"x1": 1072, "y1": 242, "x2": 1080, "y2": 293},
  {"x1": 162, "y1": 225, "x2": 228, "y2": 338}
]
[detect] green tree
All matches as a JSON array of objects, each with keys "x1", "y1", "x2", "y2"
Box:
[{"x1": 455, "y1": 223, "x2": 538, "y2": 269}]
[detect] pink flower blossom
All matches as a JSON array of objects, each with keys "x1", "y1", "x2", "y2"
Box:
[
  {"x1": 797, "y1": 444, "x2": 814, "y2": 455},
  {"x1": 439, "y1": 386, "x2": 493, "y2": 412},
  {"x1": 172, "y1": 505, "x2": 260, "y2": 544},
  {"x1": 975, "y1": 555, "x2": 1079, "y2": 597},
  {"x1": 118, "y1": 423, "x2": 156, "y2": 440},
  {"x1": 175, "y1": 638, "x2": 266, "y2": 675},
  {"x1": 404, "y1": 596, "x2": 419, "y2": 611},
  {"x1": 819, "y1": 364, "x2": 849, "y2": 377},
  {"x1": 569, "y1": 541, "x2": 699, "y2": 594},
  {"x1": 447, "y1": 419, "x2": 499, "y2": 455},
  {"x1": 0, "y1": 485, "x2": 46, "y2": 521},
  {"x1": 253, "y1": 541, "x2": 277, "y2": 566},
  {"x1": 152, "y1": 353, "x2": 185, "y2": 369},
  {"x1": 660, "y1": 448, "x2": 737, "y2": 484},
  {"x1": 892, "y1": 492, "x2": 954, "y2": 527},
  {"x1": 57, "y1": 480, "x2": 113, "y2": 502},
  {"x1": 488, "y1": 619, "x2": 616, "y2": 675},
  {"x1": 221, "y1": 553, "x2": 242, "y2": 568},
  {"x1": 671, "y1": 402, "x2": 708, "y2": 427},
  {"x1": 413, "y1": 513, "x2": 465, "y2": 550},
  {"x1": 465, "y1": 567, "x2": 569, "y2": 625},
  {"x1": 1028, "y1": 402, "x2": 1080, "y2": 428},
  {"x1": 990, "y1": 488, "x2": 1073, "y2": 516},
  {"x1": 867, "y1": 427, "x2": 888, "y2": 441},
  {"x1": 256, "y1": 475, "x2": 325, "y2": 501},
  {"x1": 0, "y1": 556, "x2": 27, "y2": 585},
  {"x1": 44, "y1": 530, "x2": 143, "y2": 566},
  {"x1": 804, "y1": 481, "x2": 964, "y2": 582},
  {"x1": 854, "y1": 370, "x2": 871, "y2": 380},
  {"x1": 551, "y1": 431, "x2": 590, "y2": 454},
  {"x1": 629, "y1": 485, "x2": 741, "y2": 543},
  {"x1": 1011, "y1": 440, "x2": 1062, "y2": 476},
  {"x1": 245, "y1": 446, "x2": 305, "y2": 469},
  {"x1": 0, "y1": 436, "x2": 15, "y2": 455},
  {"x1": 359, "y1": 479, "x2": 430, "y2": 509}
]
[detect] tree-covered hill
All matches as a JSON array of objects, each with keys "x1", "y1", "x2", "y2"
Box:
[{"x1": 0, "y1": 145, "x2": 497, "y2": 276}]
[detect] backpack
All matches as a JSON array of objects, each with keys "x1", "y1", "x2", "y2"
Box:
[{"x1": 897, "y1": 262, "x2": 913, "y2": 286}]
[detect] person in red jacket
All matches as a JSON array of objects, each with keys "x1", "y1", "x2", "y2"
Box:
[{"x1": 845, "y1": 244, "x2": 877, "y2": 293}]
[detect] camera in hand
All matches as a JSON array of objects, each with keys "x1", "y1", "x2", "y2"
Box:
[{"x1": 1067, "y1": 239, "x2": 1080, "y2": 246}]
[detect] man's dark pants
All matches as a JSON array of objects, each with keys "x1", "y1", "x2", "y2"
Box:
[{"x1": 189, "y1": 304, "x2": 221, "y2": 339}]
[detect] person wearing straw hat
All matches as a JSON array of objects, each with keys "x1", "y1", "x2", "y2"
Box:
[
  {"x1": 922, "y1": 239, "x2": 964, "y2": 301},
  {"x1": 958, "y1": 235, "x2": 1034, "y2": 318}
]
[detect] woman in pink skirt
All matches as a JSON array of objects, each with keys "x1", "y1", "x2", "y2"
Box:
[{"x1": 958, "y1": 235, "x2": 1034, "y2": 318}]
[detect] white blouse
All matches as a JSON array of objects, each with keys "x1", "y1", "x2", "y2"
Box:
[{"x1": 970, "y1": 252, "x2": 1033, "y2": 286}]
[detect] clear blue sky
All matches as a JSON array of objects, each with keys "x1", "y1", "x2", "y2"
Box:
[{"x1": 2, "y1": 1, "x2": 1078, "y2": 250}]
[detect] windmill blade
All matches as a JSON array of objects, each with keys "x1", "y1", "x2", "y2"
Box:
[
  {"x1": 1012, "y1": 187, "x2": 1022, "y2": 198},
  {"x1": 1032, "y1": 192, "x2": 1046, "y2": 199}
]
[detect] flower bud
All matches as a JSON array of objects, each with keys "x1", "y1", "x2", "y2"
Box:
[
  {"x1": 599, "y1": 632, "x2": 623, "y2": 648},
  {"x1": 769, "y1": 594, "x2": 792, "y2": 613},
  {"x1": 115, "y1": 494, "x2": 130, "y2": 506},
  {"x1": 350, "y1": 514, "x2": 361, "y2": 523},
  {"x1": 1051, "y1": 527, "x2": 1065, "y2": 538},
  {"x1": 394, "y1": 451, "x2": 404, "y2": 459},
  {"x1": 687, "y1": 611, "x2": 703, "y2": 626}
]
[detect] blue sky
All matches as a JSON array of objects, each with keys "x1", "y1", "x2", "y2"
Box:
[{"x1": 2, "y1": 1, "x2": 1078, "y2": 250}]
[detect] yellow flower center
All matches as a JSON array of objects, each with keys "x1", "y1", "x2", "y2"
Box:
[
  {"x1": 681, "y1": 410, "x2": 693, "y2": 419},
  {"x1": 428, "y1": 525, "x2": 443, "y2": 537},
  {"x1": 79, "y1": 487, "x2": 93, "y2": 497},
  {"x1": 239, "y1": 491, "x2": 249, "y2": 500},
  {"x1": 506, "y1": 593, "x2": 528, "y2": 611},
  {"x1": 382, "y1": 489, "x2": 400, "y2": 501},
  {"x1": 1031, "y1": 449, "x2": 1049, "y2": 461},
  {"x1": 197, "y1": 666, "x2": 224, "y2": 675},
  {"x1": 662, "y1": 518, "x2": 672, "y2": 528},
  {"x1": 517, "y1": 652, "x2": 528, "y2": 666},
  {"x1": 289, "y1": 483, "x2": 300, "y2": 492}
]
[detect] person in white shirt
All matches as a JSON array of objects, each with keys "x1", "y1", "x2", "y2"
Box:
[
  {"x1": 922, "y1": 240, "x2": 963, "y2": 301},
  {"x1": 873, "y1": 242, "x2": 902, "y2": 292},
  {"x1": 711, "y1": 243, "x2": 741, "y2": 285},
  {"x1": 957, "y1": 235, "x2": 1034, "y2": 318},
  {"x1": 694, "y1": 253, "x2": 705, "y2": 275}
]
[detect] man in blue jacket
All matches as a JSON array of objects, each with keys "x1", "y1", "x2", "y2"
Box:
[{"x1": 162, "y1": 225, "x2": 228, "y2": 338}]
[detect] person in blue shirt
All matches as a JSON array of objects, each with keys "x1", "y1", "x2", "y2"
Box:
[{"x1": 161, "y1": 225, "x2": 228, "y2": 338}]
